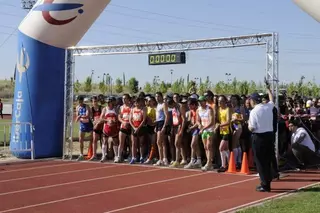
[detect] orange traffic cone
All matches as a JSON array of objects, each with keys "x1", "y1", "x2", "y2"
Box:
[
  {"x1": 240, "y1": 152, "x2": 250, "y2": 175},
  {"x1": 227, "y1": 152, "x2": 237, "y2": 173},
  {"x1": 85, "y1": 143, "x2": 93, "y2": 160}
]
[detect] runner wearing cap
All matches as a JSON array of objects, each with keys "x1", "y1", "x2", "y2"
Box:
[
  {"x1": 185, "y1": 98, "x2": 202, "y2": 169},
  {"x1": 90, "y1": 96, "x2": 103, "y2": 160},
  {"x1": 217, "y1": 95, "x2": 232, "y2": 172},
  {"x1": 154, "y1": 92, "x2": 170, "y2": 166},
  {"x1": 75, "y1": 96, "x2": 93, "y2": 161},
  {"x1": 170, "y1": 94, "x2": 187, "y2": 168},
  {"x1": 197, "y1": 96, "x2": 214, "y2": 171},
  {"x1": 204, "y1": 90, "x2": 219, "y2": 167},
  {"x1": 129, "y1": 97, "x2": 147, "y2": 164},
  {"x1": 116, "y1": 94, "x2": 132, "y2": 163},
  {"x1": 100, "y1": 97, "x2": 119, "y2": 162}
]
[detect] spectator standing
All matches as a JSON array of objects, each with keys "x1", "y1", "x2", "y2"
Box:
[
  {"x1": 262, "y1": 94, "x2": 280, "y2": 179},
  {"x1": 248, "y1": 84, "x2": 274, "y2": 192},
  {"x1": 0, "y1": 99, "x2": 3, "y2": 119}
]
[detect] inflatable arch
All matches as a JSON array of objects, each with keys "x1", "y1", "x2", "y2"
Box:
[
  {"x1": 294, "y1": 0, "x2": 320, "y2": 22},
  {"x1": 11, "y1": 0, "x2": 111, "y2": 158},
  {"x1": 10, "y1": 0, "x2": 320, "y2": 158}
]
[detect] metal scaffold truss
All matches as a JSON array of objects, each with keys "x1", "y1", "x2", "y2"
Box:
[
  {"x1": 69, "y1": 33, "x2": 273, "y2": 56},
  {"x1": 63, "y1": 32, "x2": 279, "y2": 160}
]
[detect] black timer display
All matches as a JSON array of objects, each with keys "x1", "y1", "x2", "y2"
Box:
[{"x1": 148, "y1": 52, "x2": 186, "y2": 65}]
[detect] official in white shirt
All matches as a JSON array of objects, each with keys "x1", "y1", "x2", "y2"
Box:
[
  {"x1": 248, "y1": 87, "x2": 274, "y2": 192},
  {"x1": 288, "y1": 119, "x2": 320, "y2": 169}
]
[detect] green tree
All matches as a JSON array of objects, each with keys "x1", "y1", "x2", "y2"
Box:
[
  {"x1": 248, "y1": 81, "x2": 257, "y2": 94},
  {"x1": 286, "y1": 82, "x2": 297, "y2": 96},
  {"x1": 171, "y1": 78, "x2": 185, "y2": 94},
  {"x1": 115, "y1": 78, "x2": 123, "y2": 94},
  {"x1": 144, "y1": 82, "x2": 152, "y2": 93},
  {"x1": 198, "y1": 78, "x2": 210, "y2": 95},
  {"x1": 83, "y1": 76, "x2": 92, "y2": 93},
  {"x1": 159, "y1": 81, "x2": 168, "y2": 94},
  {"x1": 239, "y1": 81, "x2": 249, "y2": 95},
  {"x1": 231, "y1": 77, "x2": 238, "y2": 94},
  {"x1": 310, "y1": 82, "x2": 320, "y2": 97},
  {"x1": 98, "y1": 80, "x2": 106, "y2": 94},
  {"x1": 74, "y1": 80, "x2": 81, "y2": 94},
  {"x1": 127, "y1": 77, "x2": 139, "y2": 94},
  {"x1": 213, "y1": 81, "x2": 225, "y2": 95}
]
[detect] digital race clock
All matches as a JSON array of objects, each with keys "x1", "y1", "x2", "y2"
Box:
[{"x1": 148, "y1": 52, "x2": 186, "y2": 65}]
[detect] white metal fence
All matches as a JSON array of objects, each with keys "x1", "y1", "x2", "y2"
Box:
[{"x1": 0, "y1": 122, "x2": 35, "y2": 160}]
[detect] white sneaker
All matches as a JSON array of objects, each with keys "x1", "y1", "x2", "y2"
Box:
[
  {"x1": 100, "y1": 155, "x2": 107, "y2": 163},
  {"x1": 163, "y1": 158, "x2": 169, "y2": 166},
  {"x1": 144, "y1": 159, "x2": 151, "y2": 164},
  {"x1": 184, "y1": 161, "x2": 195, "y2": 169},
  {"x1": 153, "y1": 160, "x2": 164, "y2": 166},
  {"x1": 77, "y1": 155, "x2": 84, "y2": 161},
  {"x1": 114, "y1": 156, "x2": 120, "y2": 163},
  {"x1": 180, "y1": 160, "x2": 188, "y2": 166},
  {"x1": 194, "y1": 159, "x2": 202, "y2": 168},
  {"x1": 201, "y1": 164, "x2": 213, "y2": 172}
]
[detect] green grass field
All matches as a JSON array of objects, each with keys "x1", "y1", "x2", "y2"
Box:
[
  {"x1": 0, "y1": 119, "x2": 11, "y2": 145},
  {"x1": 238, "y1": 185, "x2": 320, "y2": 213},
  {"x1": 0, "y1": 119, "x2": 81, "y2": 145}
]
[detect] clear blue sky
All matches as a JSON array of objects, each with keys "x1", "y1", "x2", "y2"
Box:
[{"x1": 1, "y1": 0, "x2": 320, "y2": 86}]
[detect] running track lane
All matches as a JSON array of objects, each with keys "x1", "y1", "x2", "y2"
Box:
[
  {"x1": 0, "y1": 165, "x2": 205, "y2": 211},
  {"x1": 14, "y1": 171, "x2": 318, "y2": 213},
  {"x1": 108, "y1": 172, "x2": 319, "y2": 213},
  {"x1": 0, "y1": 166, "x2": 257, "y2": 213},
  {"x1": 0, "y1": 165, "x2": 158, "y2": 193},
  {"x1": 0, "y1": 162, "x2": 117, "y2": 180},
  {"x1": 0, "y1": 161, "x2": 318, "y2": 213},
  {"x1": 0, "y1": 160, "x2": 76, "y2": 172}
]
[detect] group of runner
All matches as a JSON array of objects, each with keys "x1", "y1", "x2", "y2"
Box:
[{"x1": 75, "y1": 91, "x2": 251, "y2": 172}]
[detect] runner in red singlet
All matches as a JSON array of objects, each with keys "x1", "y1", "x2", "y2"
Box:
[
  {"x1": 170, "y1": 94, "x2": 187, "y2": 168},
  {"x1": 116, "y1": 94, "x2": 132, "y2": 163},
  {"x1": 100, "y1": 97, "x2": 119, "y2": 162},
  {"x1": 129, "y1": 97, "x2": 147, "y2": 164}
]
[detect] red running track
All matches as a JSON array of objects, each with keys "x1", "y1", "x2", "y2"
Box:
[{"x1": 0, "y1": 160, "x2": 319, "y2": 213}]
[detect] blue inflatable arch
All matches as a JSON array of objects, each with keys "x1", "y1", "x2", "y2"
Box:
[
  {"x1": 10, "y1": 0, "x2": 320, "y2": 158},
  {"x1": 11, "y1": 0, "x2": 111, "y2": 158}
]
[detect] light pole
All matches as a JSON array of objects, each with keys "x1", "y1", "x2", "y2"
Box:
[
  {"x1": 153, "y1": 76, "x2": 160, "y2": 92},
  {"x1": 21, "y1": 0, "x2": 36, "y2": 10},
  {"x1": 91, "y1": 70, "x2": 94, "y2": 80},
  {"x1": 103, "y1": 73, "x2": 106, "y2": 83},
  {"x1": 170, "y1": 69, "x2": 174, "y2": 85},
  {"x1": 225, "y1": 73, "x2": 231, "y2": 84}
]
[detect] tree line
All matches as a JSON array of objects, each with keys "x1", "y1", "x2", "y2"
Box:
[{"x1": 74, "y1": 75, "x2": 320, "y2": 97}]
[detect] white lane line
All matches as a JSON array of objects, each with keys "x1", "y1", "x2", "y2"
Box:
[
  {"x1": 0, "y1": 165, "x2": 120, "y2": 183},
  {"x1": 0, "y1": 172, "x2": 206, "y2": 213},
  {"x1": 0, "y1": 158, "x2": 59, "y2": 166},
  {"x1": 218, "y1": 181, "x2": 320, "y2": 213},
  {"x1": 0, "y1": 168, "x2": 161, "y2": 196},
  {"x1": 0, "y1": 162, "x2": 81, "y2": 174},
  {"x1": 80, "y1": 160, "x2": 254, "y2": 177},
  {"x1": 104, "y1": 177, "x2": 258, "y2": 213}
]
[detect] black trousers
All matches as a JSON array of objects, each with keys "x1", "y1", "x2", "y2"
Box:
[
  {"x1": 252, "y1": 132, "x2": 274, "y2": 188},
  {"x1": 271, "y1": 133, "x2": 279, "y2": 175},
  {"x1": 292, "y1": 143, "x2": 320, "y2": 167}
]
